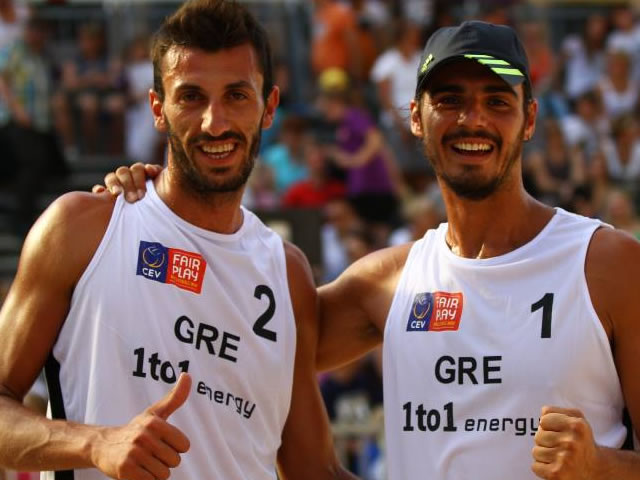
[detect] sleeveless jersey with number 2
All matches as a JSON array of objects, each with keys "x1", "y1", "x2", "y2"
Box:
[
  {"x1": 383, "y1": 208, "x2": 627, "y2": 480},
  {"x1": 44, "y1": 180, "x2": 296, "y2": 480}
]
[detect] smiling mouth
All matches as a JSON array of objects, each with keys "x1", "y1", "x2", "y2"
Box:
[
  {"x1": 451, "y1": 142, "x2": 494, "y2": 155},
  {"x1": 199, "y1": 142, "x2": 237, "y2": 159}
]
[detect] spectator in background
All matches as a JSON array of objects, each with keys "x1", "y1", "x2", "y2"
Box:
[
  {"x1": 261, "y1": 114, "x2": 310, "y2": 194},
  {"x1": 606, "y1": 4, "x2": 640, "y2": 82},
  {"x1": 123, "y1": 34, "x2": 163, "y2": 165},
  {"x1": 311, "y1": 0, "x2": 360, "y2": 82},
  {"x1": 388, "y1": 195, "x2": 443, "y2": 245},
  {"x1": 320, "y1": 346, "x2": 383, "y2": 477},
  {"x1": 603, "y1": 188, "x2": 640, "y2": 240},
  {"x1": 525, "y1": 118, "x2": 586, "y2": 208},
  {"x1": 585, "y1": 149, "x2": 616, "y2": 218},
  {"x1": 321, "y1": 197, "x2": 363, "y2": 283},
  {"x1": 598, "y1": 49, "x2": 638, "y2": 119},
  {"x1": 561, "y1": 12, "x2": 608, "y2": 100},
  {"x1": 350, "y1": 0, "x2": 393, "y2": 50},
  {"x1": 0, "y1": 0, "x2": 28, "y2": 49},
  {"x1": 316, "y1": 67, "x2": 399, "y2": 233},
  {"x1": 561, "y1": 89, "x2": 609, "y2": 158},
  {"x1": 320, "y1": 347, "x2": 382, "y2": 422},
  {"x1": 519, "y1": 18, "x2": 554, "y2": 94},
  {"x1": 0, "y1": 16, "x2": 66, "y2": 234},
  {"x1": 600, "y1": 113, "x2": 640, "y2": 187},
  {"x1": 243, "y1": 162, "x2": 279, "y2": 211},
  {"x1": 53, "y1": 22, "x2": 125, "y2": 156},
  {"x1": 370, "y1": 18, "x2": 424, "y2": 174},
  {"x1": 282, "y1": 134, "x2": 346, "y2": 208},
  {"x1": 347, "y1": 0, "x2": 379, "y2": 86}
]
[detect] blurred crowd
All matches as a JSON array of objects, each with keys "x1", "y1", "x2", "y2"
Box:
[{"x1": 2, "y1": 0, "x2": 640, "y2": 478}]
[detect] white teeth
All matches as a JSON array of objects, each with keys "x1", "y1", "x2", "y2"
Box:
[
  {"x1": 453, "y1": 142, "x2": 491, "y2": 152},
  {"x1": 202, "y1": 143, "x2": 234, "y2": 154}
]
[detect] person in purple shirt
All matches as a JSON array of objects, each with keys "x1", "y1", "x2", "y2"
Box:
[{"x1": 316, "y1": 67, "x2": 400, "y2": 231}]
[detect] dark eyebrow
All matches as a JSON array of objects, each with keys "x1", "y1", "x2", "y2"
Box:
[
  {"x1": 174, "y1": 82, "x2": 204, "y2": 94},
  {"x1": 173, "y1": 80, "x2": 255, "y2": 94},
  {"x1": 484, "y1": 84, "x2": 518, "y2": 98},
  {"x1": 428, "y1": 84, "x2": 464, "y2": 96},
  {"x1": 226, "y1": 80, "x2": 254, "y2": 91}
]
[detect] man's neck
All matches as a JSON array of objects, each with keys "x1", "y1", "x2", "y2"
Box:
[
  {"x1": 442, "y1": 183, "x2": 555, "y2": 259},
  {"x1": 153, "y1": 170, "x2": 245, "y2": 234}
]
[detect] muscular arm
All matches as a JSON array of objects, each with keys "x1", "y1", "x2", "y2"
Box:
[
  {"x1": 277, "y1": 243, "x2": 356, "y2": 479},
  {"x1": 586, "y1": 227, "x2": 640, "y2": 478},
  {"x1": 316, "y1": 243, "x2": 411, "y2": 371},
  {"x1": 0, "y1": 193, "x2": 190, "y2": 479},
  {"x1": 533, "y1": 227, "x2": 640, "y2": 479},
  {"x1": 0, "y1": 192, "x2": 115, "y2": 471}
]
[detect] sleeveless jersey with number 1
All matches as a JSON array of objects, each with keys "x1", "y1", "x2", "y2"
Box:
[
  {"x1": 383, "y1": 208, "x2": 627, "y2": 479},
  {"x1": 44, "y1": 180, "x2": 296, "y2": 480}
]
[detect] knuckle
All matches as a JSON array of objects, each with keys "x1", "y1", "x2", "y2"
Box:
[{"x1": 115, "y1": 166, "x2": 130, "y2": 176}]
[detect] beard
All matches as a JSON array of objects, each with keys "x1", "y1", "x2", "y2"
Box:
[
  {"x1": 424, "y1": 124, "x2": 525, "y2": 201},
  {"x1": 166, "y1": 114, "x2": 263, "y2": 196}
]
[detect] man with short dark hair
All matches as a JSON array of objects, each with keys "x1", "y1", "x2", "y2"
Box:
[{"x1": 0, "y1": 1, "x2": 356, "y2": 479}]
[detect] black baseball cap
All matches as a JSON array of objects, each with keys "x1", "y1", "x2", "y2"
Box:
[{"x1": 415, "y1": 21, "x2": 531, "y2": 97}]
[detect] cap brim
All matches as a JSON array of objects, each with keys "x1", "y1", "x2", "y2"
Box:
[{"x1": 417, "y1": 55, "x2": 527, "y2": 95}]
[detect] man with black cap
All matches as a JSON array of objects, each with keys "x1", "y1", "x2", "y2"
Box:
[{"x1": 101, "y1": 20, "x2": 640, "y2": 479}]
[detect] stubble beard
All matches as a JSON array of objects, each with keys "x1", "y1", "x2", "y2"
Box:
[
  {"x1": 424, "y1": 124, "x2": 525, "y2": 201},
  {"x1": 166, "y1": 115, "x2": 263, "y2": 197}
]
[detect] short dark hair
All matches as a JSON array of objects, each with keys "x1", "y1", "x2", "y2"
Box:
[{"x1": 151, "y1": 0, "x2": 273, "y2": 102}]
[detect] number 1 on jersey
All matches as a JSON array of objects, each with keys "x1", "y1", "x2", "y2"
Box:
[{"x1": 531, "y1": 293, "x2": 554, "y2": 339}]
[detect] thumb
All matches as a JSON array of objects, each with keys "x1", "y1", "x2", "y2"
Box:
[{"x1": 147, "y1": 373, "x2": 192, "y2": 420}]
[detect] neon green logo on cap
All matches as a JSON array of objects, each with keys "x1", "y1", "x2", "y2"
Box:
[
  {"x1": 420, "y1": 53, "x2": 434, "y2": 73},
  {"x1": 464, "y1": 54, "x2": 523, "y2": 77}
]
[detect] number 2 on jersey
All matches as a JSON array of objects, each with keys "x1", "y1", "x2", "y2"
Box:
[
  {"x1": 531, "y1": 293, "x2": 554, "y2": 339},
  {"x1": 254, "y1": 285, "x2": 277, "y2": 342}
]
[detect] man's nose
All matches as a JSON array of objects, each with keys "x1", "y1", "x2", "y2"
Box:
[
  {"x1": 201, "y1": 101, "x2": 230, "y2": 136},
  {"x1": 457, "y1": 99, "x2": 488, "y2": 128}
]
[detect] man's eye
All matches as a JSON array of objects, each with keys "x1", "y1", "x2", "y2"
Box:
[
  {"x1": 181, "y1": 92, "x2": 202, "y2": 102},
  {"x1": 230, "y1": 91, "x2": 248, "y2": 101},
  {"x1": 488, "y1": 97, "x2": 509, "y2": 107},
  {"x1": 439, "y1": 96, "x2": 462, "y2": 105}
]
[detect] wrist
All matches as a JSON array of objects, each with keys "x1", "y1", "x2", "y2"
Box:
[{"x1": 82, "y1": 423, "x2": 107, "y2": 470}]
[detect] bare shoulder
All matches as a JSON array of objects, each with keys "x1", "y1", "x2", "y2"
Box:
[
  {"x1": 586, "y1": 226, "x2": 640, "y2": 336},
  {"x1": 0, "y1": 192, "x2": 118, "y2": 398},
  {"x1": 21, "y1": 191, "x2": 117, "y2": 284}
]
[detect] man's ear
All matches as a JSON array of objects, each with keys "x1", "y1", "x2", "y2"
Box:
[
  {"x1": 524, "y1": 98, "x2": 538, "y2": 141},
  {"x1": 260, "y1": 86, "x2": 280, "y2": 130},
  {"x1": 410, "y1": 99, "x2": 423, "y2": 137},
  {"x1": 150, "y1": 89, "x2": 167, "y2": 133}
]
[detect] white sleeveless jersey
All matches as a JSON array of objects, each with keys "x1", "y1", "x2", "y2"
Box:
[
  {"x1": 44, "y1": 181, "x2": 296, "y2": 480},
  {"x1": 383, "y1": 209, "x2": 627, "y2": 480}
]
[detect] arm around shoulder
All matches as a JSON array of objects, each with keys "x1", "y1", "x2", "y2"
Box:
[{"x1": 316, "y1": 243, "x2": 411, "y2": 371}]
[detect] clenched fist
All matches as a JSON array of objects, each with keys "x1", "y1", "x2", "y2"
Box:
[
  {"x1": 532, "y1": 405, "x2": 602, "y2": 479},
  {"x1": 91, "y1": 373, "x2": 192, "y2": 480}
]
